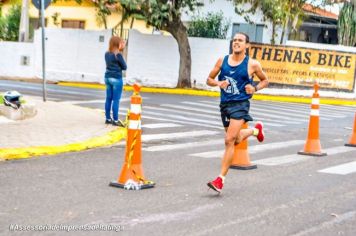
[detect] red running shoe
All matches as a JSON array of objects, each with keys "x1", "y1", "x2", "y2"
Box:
[
  {"x1": 255, "y1": 121, "x2": 265, "y2": 142},
  {"x1": 207, "y1": 177, "x2": 223, "y2": 193}
]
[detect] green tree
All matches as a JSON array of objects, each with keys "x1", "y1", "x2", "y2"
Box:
[
  {"x1": 112, "y1": 3, "x2": 142, "y2": 39},
  {"x1": 259, "y1": 0, "x2": 284, "y2": 44},
  {"x1": 337, "y1": 0, "x2": 356, "y2": 46},
  {"x1": 119, "y1": 0, "x2": 204, "y2": 88},
  {"x1": 92, "y1": 0, "x2": 118, "y2": 29},
  {"x1": 232, "y1": 0, "x2": 307, "y2": 44},
  {"x1": 279, "y1": 0, "x2": 306, "y2": 44},
  {"x1": 187, "y1": 11, "x2": 230, "y2": 39},
  {"x1": 0, "y1": 4, "x2": 21, "y2": 41}
]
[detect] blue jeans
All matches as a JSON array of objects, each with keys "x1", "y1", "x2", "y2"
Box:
[{"x1": 105, "y1": 77, "x2": 123, "y2": 121}]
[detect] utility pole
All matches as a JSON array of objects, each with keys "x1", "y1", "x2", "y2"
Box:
[
  {"x1": 40, "y1": 0, "x2": 47, "y2": 102},
  {"x1": 19, "y1": 0, "x2": 29, "y2": 42},
  {"x1": 32, "y1": 0, "x2": 51, "y2": 101}
]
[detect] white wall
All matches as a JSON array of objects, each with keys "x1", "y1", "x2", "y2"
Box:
[
  {"x1": 126, "y1": 30, "x2": 228, "y2": 90},
  {"x1": 0, "y1": 29, "x2": 110, "y2": 83},
  {"x1": 33, "y1": 28, "x2": 111, "y2": 83},
  {"x1": 0, "y1": 42, "x2": 36, "y2": 77}
]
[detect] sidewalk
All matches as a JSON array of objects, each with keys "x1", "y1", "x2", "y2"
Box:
[{"x1": 0, "y1": 96, "x2": 126, "y2": 160}]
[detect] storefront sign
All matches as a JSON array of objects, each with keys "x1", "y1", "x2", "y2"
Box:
[{"x1": 250, "y1": 43, "x2": 356, "y2": 91}]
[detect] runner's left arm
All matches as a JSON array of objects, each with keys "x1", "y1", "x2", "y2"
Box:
[{"x1": 246, "y1": 60, "x2": 269, "y2": 94}]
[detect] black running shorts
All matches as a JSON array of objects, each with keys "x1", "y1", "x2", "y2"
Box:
[{"x1": 219, "y1": 100, "x2": 253, "y2": 127}]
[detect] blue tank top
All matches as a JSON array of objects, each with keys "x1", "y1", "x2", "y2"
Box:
[{"x1": 218, "y1": 55, "x2": 253, "y2": 103}]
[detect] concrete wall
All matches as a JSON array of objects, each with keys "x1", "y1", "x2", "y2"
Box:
[
  {"x1": 0, "y1": 41, "x2": 35, "y2": 77},
  {"x1": 0, "y1": 28, "x2": 111, "y2": 83},
  {"x1": 33, "y1": 28, "x2": 111, "y2": 83},
  {"x1": 126, "y1": 30, "x2": 228, "y2": 89}
]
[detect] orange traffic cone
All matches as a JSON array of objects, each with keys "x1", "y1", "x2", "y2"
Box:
[
  {"x1": 345, "y1": 113, "x2": 356, "y2": 147},
  {"x1": 298, "y1": 83, "x2": 327, "y2": 156},
  {"x1": 109, "y1": 83, "x2": 155, "y2": 190},
  {"x1": 230, "y1": 123, "x2": 257, "y2": 170}
]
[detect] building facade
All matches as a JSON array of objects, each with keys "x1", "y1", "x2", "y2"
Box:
[{"x1": 0, "y1": 0, "x2": 154, "y2": 40}]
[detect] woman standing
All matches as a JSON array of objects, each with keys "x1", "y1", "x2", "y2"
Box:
[{"x1": 104, "y1": 36, "x2": 127, "y2": 126}]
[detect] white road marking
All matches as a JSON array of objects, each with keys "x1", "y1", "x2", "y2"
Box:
[
  {"x1": 318, "y1": 161, "x2": 356, "y2": 175},
  {"x1": 142, "y1": 130, "x2": 219, "y2": 142},
  {"x1": 143, "y1": 139, "x2": 223, "y2": 152},
  {"x1": 161, "y1": 103, "x2": 219, "y2": 115},
  {"x1": 191, "y1": 140, "x2": 304, "y2": 158},
  {"x1": 254, "y1": 145, "x2": 355, "y2": 166},
  {"x1": 161, "y1": 104, "x2": 299, "y2": 125},
  {"x1": 61, "y1": 98, "x2": 131, "y2": 105},
  {"x1": 253, "y1": 153, "x2": 313, "y2": 166},
  {"x1": 142, "y1": 123, "x2": 182, "y2": 129}
]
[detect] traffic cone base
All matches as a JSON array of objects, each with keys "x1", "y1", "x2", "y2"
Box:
[
  {"x1": 345, "y1": 113, "x2": 356, "y2": 147},
  {"x1": 230, "y1": 164, "x2": 257, "y2": 170},
  {"x1": 301, "y1": 139, "x2": 326, "y2": 155},
  {"x1": 109, "y1": 181, "x2": 155, "y2": 189},
  {"x1": 230, "y1": 148, "x2": 257, "y2": 169},
  {"x1": 297, "y1": 150, "x2": 327, "y2": 156},
  {"x1": 230, "y1": 123, "x2": 257, "y2": 170},
  {"x1": 298, "y1": 139, "x2": 326, "y2": 156},
  {"x1": 118, "y1": 163, "x2": 144, "y2": 183},
  {"x1": 345, "y1": 143, "x2": 356, "y2": 147}
]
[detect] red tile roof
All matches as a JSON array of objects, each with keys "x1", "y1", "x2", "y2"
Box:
[{"x1": 302, "y1": 3, "x2": 338, "y2": 20}]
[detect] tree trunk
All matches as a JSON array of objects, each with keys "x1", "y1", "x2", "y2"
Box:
[
  {"x1": 164, "y1": 18, "x2": 192, "y2": 88},
  {"x1": 280, "y1": 16, "x2": 289, "y2": 45},
  {"x1": 120, "y1": 8, "x2": 125, "y2": 38},
  {"x1": 130, "y1": 17, "x2": 134, "y2": 29},
  {"x1": 271, "y1": 22, "x2": 276, "y2": 45},
  {"x1": 103, "y1": 16, "x2": 107, "y2": 29}
]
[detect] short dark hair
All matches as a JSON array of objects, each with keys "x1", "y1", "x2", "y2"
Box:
[
  {"x1": 235, "y1": 32, "x2": 250, "y2": 43},
  {"x1": 229, "y1": 32, "x2": 250, "y2": 55}
]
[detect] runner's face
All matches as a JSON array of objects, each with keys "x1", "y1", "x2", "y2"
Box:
[{"x1": 232, "y1": 34, "x2": 248, "y2": 54}]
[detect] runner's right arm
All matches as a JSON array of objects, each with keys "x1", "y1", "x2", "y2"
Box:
[{"x1": 206, "y1": 58, "x2": 229, "y2": 89}]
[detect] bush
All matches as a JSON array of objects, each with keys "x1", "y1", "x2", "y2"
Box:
[
  {"x1": 187, "y1": 11, "x2": 230, "y2": 39},
  {"x1": 0, "y1": 4, "x2": 21, "y2": 41}
]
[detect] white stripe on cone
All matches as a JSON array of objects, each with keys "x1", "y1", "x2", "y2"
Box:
[
  {"x1": 311, "y1": 98, "x2": 320, "y2": 105},
  {"x1": 130, "y1": 104, "x2": 142, "y2": 114},
  {"x1": 129, "y1": 120, "x2": 141, "y2": 130},
  {"x1": 310, "y1": 109, "x2": 319, "y2": 116}
]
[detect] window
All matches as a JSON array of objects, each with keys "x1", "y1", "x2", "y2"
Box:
[
  {"x1": 231, "y1": 23, "x2": 264, "y2": 43},
  {"x1": 29, "y1": 18, "x2": 48, "y2": 40},
  {"x1": 61, "y1": 20, "x2": 85, "y2": 29},
  {"x1": 30, "y1": 18, "x2": 48, "y2": 29}
]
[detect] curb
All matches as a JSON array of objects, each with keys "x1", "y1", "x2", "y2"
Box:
[
  {"x1": 58, "y1": 82, "x2": 356, "y2": 106},
  {"x1": 0, "y1": 128, "x2": 126, "y2": 160}
]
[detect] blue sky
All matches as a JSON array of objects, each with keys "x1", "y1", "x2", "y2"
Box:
[{"x1": 307, "y1": 0, "x2": 341, "y2": 14}]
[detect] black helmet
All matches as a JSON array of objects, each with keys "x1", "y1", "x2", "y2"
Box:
[{"x1": 3, "y1": 91, "x2": 22, "y2": 109}]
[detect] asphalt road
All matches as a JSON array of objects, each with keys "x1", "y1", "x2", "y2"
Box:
[{"x1": 1, "y1": 80, "x2": 356, "y2": 235}]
